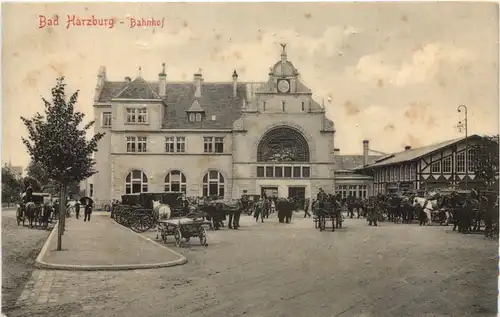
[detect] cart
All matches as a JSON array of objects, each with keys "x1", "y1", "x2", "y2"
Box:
[{"x1": 157, "y1": 218, "x2": 210, "y2": 247}]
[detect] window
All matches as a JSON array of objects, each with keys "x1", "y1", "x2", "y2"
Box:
[
  {"x1": 165, "y1": 137, "x2": 175, "y2": 153},
  {"x1": 274, "y1": 166, "x2": 283, "y2": 178},
  {"x1": 164, "y1": 170, "x2": 187, "y2": 193},
  {"x1": 263, "y1": 101, "x2": 266, "y2": 111},
  {"x1": 336, "y1": 185, "x2": 347, "y2": 198},
  {"x1": 126, "y1": 108, "x2": 148, "y2": 124},
  {"x1": 359, "y1": 185, "x2": 367, "y2": 199},
  {"x1": 102, "y1": 112, "x2": 112, "y2": 127},
  {"x1": 410, "y1": 164, "x2": 416, "y2": 180},
  {"x1": 404, "y1": 165, "x2": 409, "y2": 181},
  {"x1": 203, "y1": 137, "x2": 224, "y2": 153},
  {"x1": 442, "y1": 157, "x2": 452, "y2": 173},
  {"x1": 176, "y1": 137, "x2": 186, "y2": 153},
  {"x1": 214, "y1": 137, "x2": 224, "y2": 153},
  {"x1": 301, "y1": 101, "x2": 305, "y2": 111},
  {"x1": 138, "y1": 108, "x2": 148, "y2": 123},
  {"x1": 126, "y1": 136, "x2": 147, "y2": 152},
  {"x1": 456, "y1": 152, "x2": 465, "y2": 173},
  {"x1": 202, "y1": 170, "x2": 225, "y2": 197},
  {"x1": 125, "y1": 170, "x2": 148, "y2": 194},
  {"x1": 348, "y1": 185, "x2": 357, "y2": 197},
  {"x1": 467, "y1": 149, "x2": 476, "y2": 172},
  {"x1": 203, "y1": 137, "x2": 213, "y2": 153},
  {"x1": 189, "y1": 113, "x2": 196, "y2": 122},
  {"x1": 126, "y1": 137, "x2": 136, "y2": 152},
  {"x1": 257, "y1": 167, "x2": 264, "y2": 177},
  {"x1": 165, "y1": 137, "x2": 185, "y2": 153},
  {"x1": 293, "y1": 166, "x2": 301, "y2": 178},
  {"x1": 196, "y1": 113, "x2": 202, "y2": 122},
  {"x1": 89, "y1": 184, "x2": 94, "y2": 197},
  {"x1": 385, "y1": 168, "x2": 389, "y2": 182},
  {"x1": 266, "y1": 167, "x2": 274, "y2": 178},
  {"x1": 282, "y1": 101, "x2": 286, "y2": 112},
  {"x1": 137, "y1": 137, "x2": 147, "y2": 152},
  {"x1": 284, "y1": 166, "x2": 292, "y2": 178},
  {"x1": 431, "y1": 161, "x2": 441, "y2": 173}
]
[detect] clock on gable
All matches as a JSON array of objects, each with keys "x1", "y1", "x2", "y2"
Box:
[{"x1": 277, "y1": 79, "x2": 290, "y2": 93}]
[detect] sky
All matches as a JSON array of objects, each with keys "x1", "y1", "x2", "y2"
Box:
[{"x1": 2, "y1": 2, "x2": 499, "y2": 169}]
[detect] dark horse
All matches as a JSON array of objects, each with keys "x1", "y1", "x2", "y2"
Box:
[{"x1": 25, "y1": 202, "x2": 37, "y2": 228}]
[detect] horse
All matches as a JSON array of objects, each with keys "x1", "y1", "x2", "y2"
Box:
[
  {"x1": 24, "y1": 202, "x2": 37, "y2": 228},
  {"x1": 40, "y1": 202, "x2": 53, "y2": 228},
  {"x1": 412, "y1": 195, "x2": 447, "y2": 226},
  {"x1": 152, "y1": 200, "x2": 172, "y2": 239}
]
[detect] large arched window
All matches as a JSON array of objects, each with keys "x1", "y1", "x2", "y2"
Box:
[
  {"x1": 165, "y1": 170, "x2": 187, "y2": 193},
  {"x1": 125, "y1": 170, "x2": 148, "y2": 194},
  {"x1": 257, "y1": 126, "x2": 310, "y2": 162},
  {"x1": 202, "y1": 170, "x2": 225, "y2": 197}
]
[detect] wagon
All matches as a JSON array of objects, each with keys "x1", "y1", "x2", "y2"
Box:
[{"x1": 157, "y1": 218, "x2": 210, "y2": 247}]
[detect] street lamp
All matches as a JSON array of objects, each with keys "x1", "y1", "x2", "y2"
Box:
[{"x1": 457, "y1": 104, "x2": 468, "y2": 190}]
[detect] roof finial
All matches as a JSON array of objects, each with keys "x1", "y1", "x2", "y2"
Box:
[
  {"x1": 280, "y1": 43, "x2": 287, "y2": 53},
  {"x1": 280, "y1": 43, "x2": 287, "y2": 62},
  {"x1": 162, "y1": 63, "x2": 166, "y2": 74}
]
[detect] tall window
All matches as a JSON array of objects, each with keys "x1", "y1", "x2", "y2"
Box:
[
  {"x1": 195, "y1": 113, "x2": 202, "y2": 122},
  {"x1": 282, "y1": 101, "x2": 286, "y2": 112},
  {"x1": 89, "y1": 184, "x2": 94, "y2": 197},
  {"x1": 126, "y1": 108, "x2": 148, "y2": 124},
  {"x1": 165, "y1": 137, "x2": 175, "y2": 153},
  {"x1": 336, "y1": 185, "x2": 347, "y2": 198},
  {"x1": 125, "y1": 170, "x2": 148, "y2": 194},
  {"x1": 467, "y1": 149, "x2": 476, "y2": 172},
  {"x1": 102, "y1": 112, "x2": 112, "y2": 127},
  {"x1": 202, "y1": 170, "x2": 225, "y2": 197},
  {"x1": 126, "y1": 136, "x2": 147, "y2": 152},
  {"x1": 456, "y1": 152, "x2": 465, "y2": 173},
  {"x1": 263, "y1": 101, "x2": 266, "y2": 111},
  {"x1": 399, "y1": 166, "x2": 403, "y2": 181},
  {"x1": 404, "y1": 165, "x2": 409, "y2": 181},
  {"x1": 348, "y1": 185, "x2": 357, "y2": 197},
  {"x1": 359, "y1": 185, "x2": 367, "y2": 199},
  {"x1": 431, "y1": 161, "x2": 441, "y2": 173},
  {"x1": 204, "y1": 137, "x2": 224, "y2": 153},
  {"x1": 189, "y1": 113, "x2": 196, "y2": 122},
  {"x1": 442, "y1": 157, "x2": 452, "y2": 173},
  {"x1": 164, "y1": 170, "x2": 187, "y2": 193},
  {"x1": 385, "y1": 168, "x2": 389, "y2": 182},
  {"x1": 301, "y1": 101, "x2": 305, "y2": 111}
]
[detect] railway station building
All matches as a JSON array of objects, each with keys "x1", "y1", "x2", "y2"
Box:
[{"x1": 92, "y1": 46, "x2": 336, "y2": 205}]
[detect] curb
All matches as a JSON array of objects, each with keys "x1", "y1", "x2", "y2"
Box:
[{"x1": 35, "y1": 218, "x2": 187, "y2": 271}]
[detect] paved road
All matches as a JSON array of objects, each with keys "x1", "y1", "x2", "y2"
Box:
[
  {"x1": 2, "y1": 209, "x2": 52, "y2": 311},
  {"x1": 6, "y1": 213, "x2": 498, "y2": 317}
]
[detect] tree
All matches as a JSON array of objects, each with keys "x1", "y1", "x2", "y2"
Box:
[
  {"x1": 26, "y1": 160, "x2": 50, "y2": 186},
  {"x1": 22, "y1": 176, "x2": 42, "y2": 192},
  {"x1": 470, "y1": 135, "x2": 499, "y2": 190},
  {"x1": 21, "y1": 77, "x2": 104, "y2": 250},
  {"x1": 2, "y1": 167, "x2": 22, "y2": 204}
]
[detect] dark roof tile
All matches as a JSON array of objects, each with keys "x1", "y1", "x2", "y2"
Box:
[{"x1": 334, "y1": 155, "x2": 381, "y2": 171}]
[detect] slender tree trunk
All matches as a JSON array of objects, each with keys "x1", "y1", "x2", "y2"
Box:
[{"x1": 57, "y1": 185, "x2": 67, "y2": 251}]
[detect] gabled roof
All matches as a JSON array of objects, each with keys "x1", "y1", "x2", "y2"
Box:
[
  {"x1": 186, "y1": 100, "x2": 205, "y2": 112},
  {"x1": 356, "y1": 134, "x2": 483, "y2": 169},
  {"x1": 113, "y1": 77, "x2": 160, "y2": 100},
  {"x1": 333, "y1": 155, "x2": 382, "y2": 171}
]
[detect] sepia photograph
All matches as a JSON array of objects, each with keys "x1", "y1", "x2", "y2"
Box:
[{"x1": 1, "y1": 2, "x2": 499, "y2": 317}]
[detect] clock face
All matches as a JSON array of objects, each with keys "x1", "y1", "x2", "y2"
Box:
[{"x1": 277, "y1": 80, "x2": 290, "y2": 93}]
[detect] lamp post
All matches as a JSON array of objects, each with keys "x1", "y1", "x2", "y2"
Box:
[{"x1": 457, "y1": 104, "x2": 468, "y2": 190}]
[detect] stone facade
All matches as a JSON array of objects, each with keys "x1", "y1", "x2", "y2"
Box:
[{"x1": 92, "y1": 47, "x2": 336, "y2": 204}]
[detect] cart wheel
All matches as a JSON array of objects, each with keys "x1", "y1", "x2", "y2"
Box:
[
  {"x1": 174, "y1": 229, "x2": 182, "y2": 247},
  {"x1": 199, "y1": 226, "x2": 208, "y2": 246}
]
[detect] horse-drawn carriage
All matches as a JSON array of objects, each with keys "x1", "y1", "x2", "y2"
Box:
[
  {"x1": 17, "y1": 192, "x2": 51, "y2": 228},
  {"x1": 313, "y1": 200, "x2": 343, "y2": 231}
]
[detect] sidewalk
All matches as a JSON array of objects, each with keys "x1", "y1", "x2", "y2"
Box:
[{"x1": 36, "y1": 214, "x2": 186, "y2": 270}]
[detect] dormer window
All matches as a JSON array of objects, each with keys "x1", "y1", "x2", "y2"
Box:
[{"x1": 186, "y1": 100, "x2": 205, "y2": 123}]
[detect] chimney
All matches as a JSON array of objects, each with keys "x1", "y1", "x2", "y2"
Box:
[
  {"x1": 158, "y1": 63, "x2": 167, "y2": 98},
  {"x1": 124, "y1": 76, "x2": 131, "y2": 82},
  {"x1": 94, "y1": 66, "x2": 107, "y2": 102},
  {"x1": 232, "y1": 70, "x2": 238, "y2": 98},
  {"x1": 194, "y1": 68, "x2": 203, "y2": 98},
  {"x1": 363, "y1": 140, "x2": 369, "y2": 166},
  {"x1": 405, "y1": 145, "x2": 412, "y2": 151}
]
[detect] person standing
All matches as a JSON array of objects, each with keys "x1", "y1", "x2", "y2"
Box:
[
  {"x1": 82, "y1": 197, "x2": 93, "y2": 222},
  {"x1": 304, "y1": 198, "x2": 311, "y2": 218},
  {"x1": 75, "y1": 200, "x2": 80, "y2": 219}
]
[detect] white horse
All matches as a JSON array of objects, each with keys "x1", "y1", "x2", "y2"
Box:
[
  {"x1": 153, "y1": 200, "x2": 172, "y2": 239},
  {"x1": 412, "y1": 196, "x2": 447, "y2": 226}
]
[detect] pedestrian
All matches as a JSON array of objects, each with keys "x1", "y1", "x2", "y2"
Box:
[
  {"x1": 304, "y1": 198, "x2": 311, "y2": 218},
  {"x1": 83, "y1": 198, "x2": 93, "y2": 222},
  {"x1": 75, "y1": 200, "x2": 80, "y2": 219}
]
